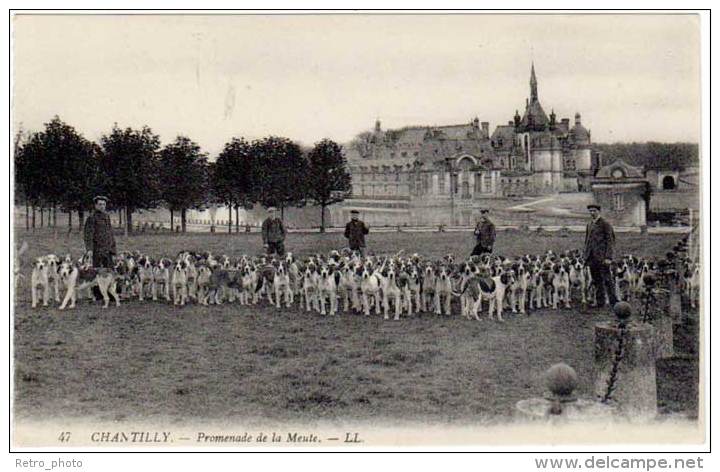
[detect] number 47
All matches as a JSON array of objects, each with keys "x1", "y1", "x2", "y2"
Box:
[{"x1": 58, "y1": 432, "x2": 71, "y2": 443}]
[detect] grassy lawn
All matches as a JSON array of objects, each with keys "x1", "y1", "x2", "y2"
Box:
[
  {"x1": 15, "y1": 226, "x2": 682, "y2": 264},
  {"x1": 13, "y1": 229, "x2": 698, "y2": 425}
]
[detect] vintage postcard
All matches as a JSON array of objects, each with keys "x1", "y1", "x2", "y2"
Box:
[{"x1": 10, "y1": 11, "x2": 707, "y2": 453}]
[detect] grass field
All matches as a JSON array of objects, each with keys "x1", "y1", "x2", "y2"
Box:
[{"x1": 13, "y1": 229, "x2": 699, "y2": 425}]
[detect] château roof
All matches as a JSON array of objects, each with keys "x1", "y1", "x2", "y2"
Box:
[
  {"x1": 519, "y1": 99, "x2": 550, "y2": 132},
  {"x1": 594, "y1": 159, "x2": 645, "y2": 179},
  {"x1": 491, "y1": 125, "x2": 516, "y2": 150}
]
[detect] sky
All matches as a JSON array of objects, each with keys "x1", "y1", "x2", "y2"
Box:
[{"x1": 12, "y1": 13, "x2": 701, "y2": 156}]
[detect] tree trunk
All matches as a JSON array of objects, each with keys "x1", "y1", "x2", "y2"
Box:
[
  {"x1": 181, "y1": 208, "x2": 187, "y2": 233},
  {"x1": 118, "y1": 209, "x2": 123, "y2": 229},
  {"x1": 280, "y1": 206, "x2": 285, "y2": 221},
  {"x1": 235, "y1": 206, "x2": 239, "y2": 233},
  {"x1": 32, "y1": 205, "x2": 36, "y2": 230},
  {"x1": 25, "y1": 200, "x2": 29, "y2": 230},
  {"x1": 320, "y1": 204, "x2": 326, "y2": 233},
  {"x1": 68, "y1": 211, "x2": 73, "y2": 233},
  {"x1": 52, "y1": 205, "x2": 57, "y2": 240},
  {"x1": 170, "y1": 209, "x2": 174, "y2": 232},
  {"x1": 228, "y1": 205, "x2": 233, "y2": 233},
  {"x1": 40, "y1": 207, "x2": 44, "y2": 228},
  {"x1": 78, "y1": 210, "x2": 85, "y2": 232},
  {"x1": 125, "y1": 207, "x2": 132, "y2": 236}
]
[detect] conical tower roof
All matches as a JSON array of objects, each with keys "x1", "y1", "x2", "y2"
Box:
[{"x1": 519, "y1": 63, "x2": 549, "y2": 132}]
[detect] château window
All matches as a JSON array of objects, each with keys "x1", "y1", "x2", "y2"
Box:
[
  {"x1": 484, "y1": 173, "x2": 492, "y2": 192},
  {"x1": 614, "y1": 194, "x2": 624, "y2": 211}
]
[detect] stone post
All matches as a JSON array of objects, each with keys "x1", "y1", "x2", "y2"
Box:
[
  {"x1": 639, "y1": 273, "x2": 674, "y2": 359},
  {"x1": 594, "y1": 302, "x2": 657, "y2": 419}
]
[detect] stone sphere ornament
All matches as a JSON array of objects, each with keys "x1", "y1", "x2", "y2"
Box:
[
  {"x1": 613, "y1": 301, "x2": 633, "y2": 321},
  {"x1": 545, "y1": 363, "x2": 579, "y2": 399}
]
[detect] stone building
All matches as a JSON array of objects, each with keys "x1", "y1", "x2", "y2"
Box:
[
  {"x1": 332, "y1": 63, "x2": 596, "y2": 226},
  {"x1": 590, "y1": 160, "x2": 650, "y2": 227}
]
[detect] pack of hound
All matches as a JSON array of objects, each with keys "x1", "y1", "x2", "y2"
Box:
[{"x1": 26, "y1": 246, "x2": 701, "y2": 320}]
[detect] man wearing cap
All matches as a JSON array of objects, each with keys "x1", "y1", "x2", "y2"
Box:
[
  {"x1": 84, "y1": 196, "x2": 117, "y2": 269},
  {"x1": 261, "y1": 207, "x2": 286, "y2": 256},
  {"x1": 584, "y1": 204, "x2": 617, "y2": 308},
  {"x1": 344, "y1": 210, "x2": 369, "y2": 256},
  {"x1": 471, "y1": 209, "x2": 496, "y2": 256}
]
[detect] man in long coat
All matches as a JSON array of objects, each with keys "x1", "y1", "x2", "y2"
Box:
[
  {"x1": 261, "y1": 207, "x2": 287, "y2": 256},
  {"x1": 471, "y1": 209, "x2": 496, "y2": 256},
  {"x1": 584, "y1": 204, "x2": 618, "y2": 308},
  {"x1": 84, "y1": 195, "x2": 117, "y2": 268},
  {"x1": 83, "y1": 195, "x2": 117, "y2": 301},
  {"x1": 344, "y1": 210, "x2": 369, "y2": 256}
]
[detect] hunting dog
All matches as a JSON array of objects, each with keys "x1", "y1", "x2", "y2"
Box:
[
  {"x1": 30, "y1": 257, "x2": 50, "y2": 308},
  {"x1": 58, "y1": 262, "x2": 122, "y2": 310},
  {"x1": 359, "y1": 266, "x2": 382, "y2": 316},
  {"x1": 381, "y1": 267, "x2": 403, "y2": 320},
  {"x1": 434, "y1": 265, "x2": 454, "y2": 316},
  {"x1": 457, "y1": 268, "x2": 514, "y2": 321},
  {"x1": 172, "y1": 261, "x2": 189, "y2": 306},
  {"x1": 317, "y1": 266, "x2": 339, "y2": 315},
  {"x1": 552, "y1": 263, "x2": 571, "y2": 309}
]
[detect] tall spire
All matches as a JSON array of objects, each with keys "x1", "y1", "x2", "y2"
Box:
[{"x1": 530, "y1": 62, "x2": 538, "y2": 102}]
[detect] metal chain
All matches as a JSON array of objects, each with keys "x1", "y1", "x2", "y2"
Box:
[{"x1": 602, "y1": 319, "x2": 628, "y2": 404}]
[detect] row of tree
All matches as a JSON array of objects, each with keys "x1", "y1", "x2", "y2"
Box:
[
  {"x1": 594, "y1": 142, "x2": 699, "y2": 171},
  {"x1": 14, "y1": 117, "x2": 352, "y2": 234}
]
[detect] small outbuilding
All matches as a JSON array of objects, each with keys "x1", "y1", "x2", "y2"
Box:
[{"x1": 590, "y1": 160, "x2": 650, "y2": 227}]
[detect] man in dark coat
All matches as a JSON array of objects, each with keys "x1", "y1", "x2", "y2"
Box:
[
  {"x1": 584, "y1": 204, "x2": 618, "y2": 308},
  {"x1": 83, "y1": 195, "x2": 117, "y2": 301},
  {"x1": 344, "y1": 210, "x2": 369, "y2": 256},
  {"x1": 471, "y1": 209, "x2": 496, "y2": 256},
  {"x1": 261, "y1": 207, "x2": 286, "y2": 256},
  {"x1": 84, "y1": 196, "x2": 117, "y2": 268}
]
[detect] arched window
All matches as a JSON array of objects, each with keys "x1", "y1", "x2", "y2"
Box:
[{"x1": 662, "y1": 175, "x2": 676, "y2": 190}]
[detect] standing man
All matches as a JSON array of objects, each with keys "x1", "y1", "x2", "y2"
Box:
[
  {"x1": 471, "y1": 209, "x2": 496, "y2": 256},
  {"x1": 262, "y1": 207, "x2": 286, "y2": 256},
  {"x1": 344, "y1": 210, "x2": 369, "y2": 256},
  {"x1": 84, "y1": 195, "x2": 117, "y2": 301},
  {"x1": 584, "y1": 204, "x2": 618, "y2": 308},
  {"x1": 84, "y1": 195, "x2": 117, "y2": 268}
]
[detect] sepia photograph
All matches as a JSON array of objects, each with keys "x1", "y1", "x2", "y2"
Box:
[{"x1": 9, "y1": 10, "x2": 708, "y2": 452}]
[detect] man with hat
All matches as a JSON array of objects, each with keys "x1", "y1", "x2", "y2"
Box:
[
  {"x1": 84, "y1": 195, "x2": 118, "y2": 301},
  {"x1": 584, "y1": 203, "x2": 617, "y2": 308},
  {"x1": 344, "y1": 210, "x2": 369, "y2": 256},
  {"x1": 84, "y1": 195, "x2": 117, "y2": 269},
  {"x1": 261, "y1": 207, "x2": 286, "y2": 256},
  {"x1": 471, "y1": 209, "x2": 496, "y2": 256}
]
